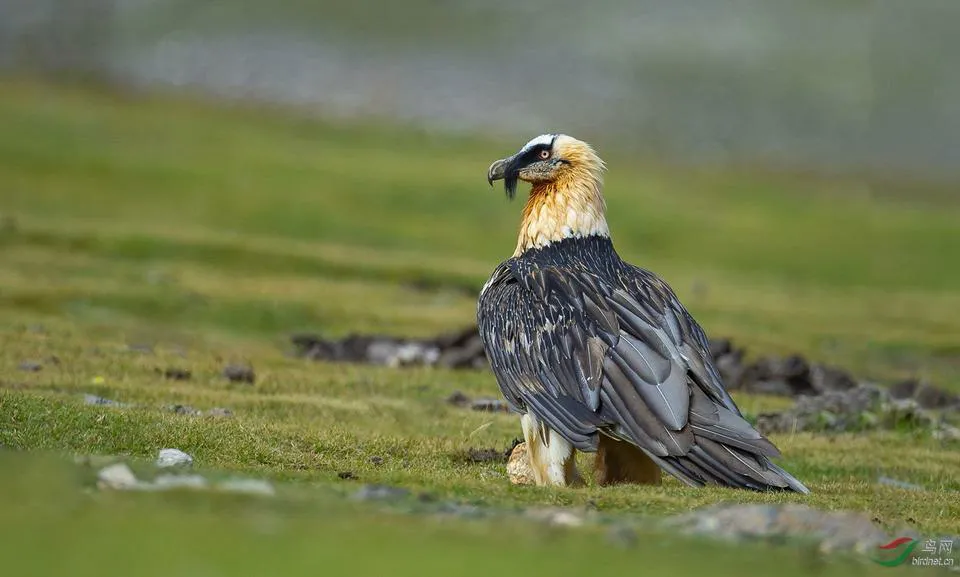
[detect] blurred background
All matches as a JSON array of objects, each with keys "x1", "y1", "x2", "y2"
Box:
[
  {"x1": 0, "y1": 0, "x2": 958, "y2": 379},
  {"x1": 1, "y1": 0, "x2": 959, "y2": 380},
  {"x1": 2, "y1": 0, "x2": 959, "y2": 177}
]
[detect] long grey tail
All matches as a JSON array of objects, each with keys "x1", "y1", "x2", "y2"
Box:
[{"x1": 647, "y1": 438, "x2": 810, "y2": 493}]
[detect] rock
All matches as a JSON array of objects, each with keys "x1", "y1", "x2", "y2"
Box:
[
  {"x1": 757, "y1": 383, "x2": 958, "y2": 439},
  {"x1": 932, "y1": 424, "x2": 960, "y2": 442},
  {"x1": 526, "y1": 508, "x2": 586, "y2": 528},
  {"x1": 96, "y1": 462, "x2": 273, "y2": 497},
  {"x1": 18, "y1": 360, "x2": 42, "y2": 372},
  {"x1": 338, "y1": 471, "x2": 355, "y2": 480},
  {"x1": 351, "y1": 484, "x2": 410, "y2": 502},
  {"x1": 433, "y1": 325, "x2": 481, "y2": 350},
  {"x1": 888, "y1": 379, "x2": 919, "y2": 400},
  {"x1": 881, "y1": 398, "x2": 937, "y2": 430},
  {"x1": 709, "y1": 338, "x2": 735, "y2": 359},
  {"x1": 369, "y1": 456, "x2": 384, "y2": 466},
  {"x1": 741, "y1": 355, "x2": 817, "y2": 397},
  {"x1": 97, "y1": 463, "x2": 140, "y2": 490},
  {"x1": 290, "y1": 327, "x2": 960, "y2": 424},
  {"x1": 292, "y1": 326, "x2": 487, "y2": 370},
  {"x1": 437, "y1": 336, "x2": 487, "y2": 369},
  {"x1": 223, "y1": 364, "x2": 255, "y2": 384},
  {"x1": 914, "y1": 384, "x2": 959, "y2": 410},
  {"x1": 714, "y1": 352, "x2": 745, "y2": 390},
  {"x1": 445, "y1": 391, "x2": 470, "y2": 407},
  {"x1": 168, "y1": 404, "x2": 202, "y2": 416},
  {"x1": 507, "y1": 442, "x2": 535, "y2": 486},
  {"x1": 367, "y1": 340, "x2": 440, "y2": 368},
  {"x1": 433, "y1": 326, "x2": 488, "y2": 369},
  {"x1": 291, "y1": 333, "x2": 377, "y2": 363},
  {"x1": 470, "y1": 398, "x2": 510, "y2": 413},
  {"x1": 217, "y1": 478, "x2": 275, "y2": 496},
  {"x1": 156, "y1": 448, "x2": 194, "y2": 468},
  {"x1": 162, "y1": 367, "x2": 192, "y2": 381},
  {"x1": 748, "y1": 378, "x2": 795, "y2": 397},
  {"x1": 756, "y1": 384, "x2": 886, "y2": 434},
  {"x1": 169, "y1": 405, "x2": 232, "y2": 417},
  {"x1": 84, "y1": 394, "x2": 128, "y2": 408},
  {"x1": 809, "y1": 364, "x2": 857, "y2": 393},
  {"x1": 665, "y1": 503, "x2": 890, "y2": 554}
]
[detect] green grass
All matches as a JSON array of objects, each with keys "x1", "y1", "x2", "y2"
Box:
[
  {"x1": 3, "y1": 454, "x2": 911, "y2": 577},
  {"x1": 0, "y1": 79, "x2": 959, "y2": 574}
]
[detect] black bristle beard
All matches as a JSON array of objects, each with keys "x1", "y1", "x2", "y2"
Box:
[{"x1": 504, "y1": 174, "x2": 518, "y2": 200}]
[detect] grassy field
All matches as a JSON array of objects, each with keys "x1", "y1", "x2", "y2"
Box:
[{"x1": 0, "y1": 79, "x2": 959, "y2": 575}]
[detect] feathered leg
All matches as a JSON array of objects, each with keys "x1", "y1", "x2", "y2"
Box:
[
  {"x1": 520, "y1": 412, "x2": 582, "y2": 486},
  {"x1": 594, "y1": 434, "x2": 661, "y2": 486}
]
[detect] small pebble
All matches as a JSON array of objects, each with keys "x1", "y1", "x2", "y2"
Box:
[
  {"x1": 18, "y1": 360, "x2": 42, "y2": 372},
  {"x1": 84, "y1": 394, "x2": 126, "y2": 407},
  {"x1": 162, "y1": 367, "x2": 192, "y2": 381},
  {"x1": 470, "y1": 398, "x2": 510, "y2": 413},
  {"x1": 169, "y1": 404, "x2": 202, "y2": 416},
  {"x1": 445, "y1": 391, "x2": 470, "y2": 407},
  {"x1": 526, "y1": 508, "x2": 586, "y2": 528},
  {"x1": 97, "y1": 463, "x2": 140, "y2": 490},
  {"x1": 223, "y1": 364, "x2": 256, "y2": 384},
  {"x1": 157, "y1": 448, "x2": 194, "y2": 468}
]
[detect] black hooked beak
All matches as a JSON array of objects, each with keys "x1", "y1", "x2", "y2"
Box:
[{"x1": 486, "y1": 154, "x2": 521, "y2": 199}]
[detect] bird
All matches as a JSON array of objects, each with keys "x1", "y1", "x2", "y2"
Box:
[{"x1": 477, "y1": 134, "x2": 809, "y2": 493}]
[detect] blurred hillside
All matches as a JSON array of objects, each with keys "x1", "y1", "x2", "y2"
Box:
[{"x1": 1, "y1": 0, "x2": 958, "y2": 181}]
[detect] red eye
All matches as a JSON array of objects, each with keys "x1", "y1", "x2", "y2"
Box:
[{"x1": 539, "y1": 149, "x2": 551, "y2": 159}]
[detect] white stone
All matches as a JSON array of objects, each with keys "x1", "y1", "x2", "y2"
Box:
[
  {"x1": 97, "y1": 463, "x2": 139, "y2": 489},
  {"x1": 156, "y1": 448, "x2": 194, "y2": 468}
]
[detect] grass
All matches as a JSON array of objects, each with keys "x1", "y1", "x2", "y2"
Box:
[
  {"x1": 0, "y1": 79, "x2": 958, "y2": 574},
  {"x1": 2, "y1": 455, "x2": 908, "y2": 577}
]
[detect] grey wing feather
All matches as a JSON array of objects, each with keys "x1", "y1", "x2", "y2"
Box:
[
  {"x1": 477, "y1": 258, "x2": 808, "y2": 493},
  {"x1": 477, "y1": 262, "x2": 605, "y2": 450}
]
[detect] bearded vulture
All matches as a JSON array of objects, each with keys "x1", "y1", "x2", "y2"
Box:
[{"x1": 477, "y1": 134, "x2": 808, "y2": 492}]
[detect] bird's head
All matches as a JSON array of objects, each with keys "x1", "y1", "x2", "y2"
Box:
[
  {"x1": 487, "y1": 134, "x2": 609, "y2": 255},
  {"x1": 486, "y1": 134, "x2": 604, "y2": 200}
]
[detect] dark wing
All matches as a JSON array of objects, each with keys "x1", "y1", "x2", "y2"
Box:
[
  {"x1": 477, "y1": 259, "x2": 808, "y2": 493},
  {"x1": 476, "y1": 262, "x2": 606, "y2": 449}
]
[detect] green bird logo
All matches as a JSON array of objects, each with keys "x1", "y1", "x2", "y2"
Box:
[{"x1": 871, "y1": 537, "x2": 919, "y2": 567}]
